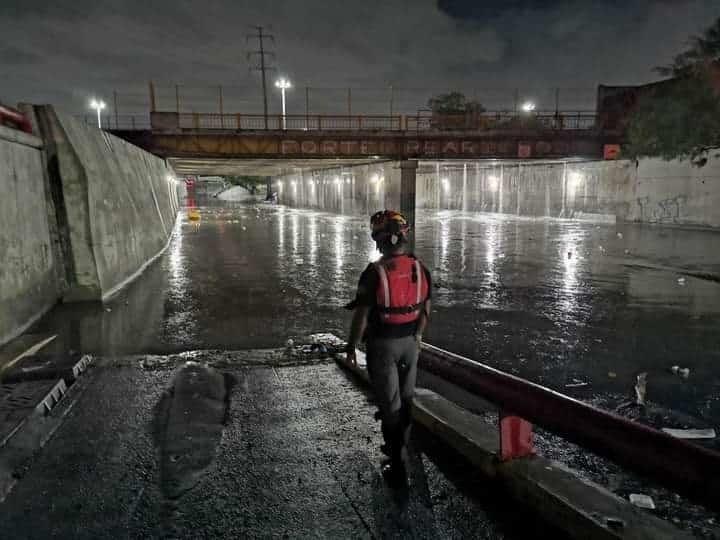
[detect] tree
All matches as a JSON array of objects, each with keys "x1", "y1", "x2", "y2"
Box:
[
  {"x1": 427, "y1": 92, "x2": 484, "y2": 114},
  {"x1": 626, "y1": 17, "x2": 720, "y2": 160}
]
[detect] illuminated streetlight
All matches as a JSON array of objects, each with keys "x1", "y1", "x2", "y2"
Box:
[
  {"x1": 90, "y1": 99, "x2": 106, "y2": 128},
  {"x1": 274, "y1": 77, "x2": 292, "y2": 129},
  {"x1": 441, "y1": 177, "x2": 450, "y2": 192},
  {"x1": 521, "y1": 101, "x2": 536, "y2": 113}
]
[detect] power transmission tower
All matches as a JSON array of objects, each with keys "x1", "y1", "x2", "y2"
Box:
[{"x1": 247, "y1": 25, "x2": 276, "y2": 129}]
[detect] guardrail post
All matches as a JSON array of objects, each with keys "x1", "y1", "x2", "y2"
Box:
[
  {"x1": 499, "y1": 412, "x2": 535, "y2": 461},
  {"x1": 318, "y1": 115, "x2": 322, "y2": 130},
  {"x1": 236, "y1": 113, "x2": 241, "y2": 130}
]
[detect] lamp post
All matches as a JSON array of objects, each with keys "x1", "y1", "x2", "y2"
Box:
[
  {"x1": 521, "y1": 101, "x2": 536, "y2": 113},
  {"x1": 274, "y1": 77, "x2": 292, "y2": 129},
  {"x1": 90, "y1": 99, "x2": 106, "y2": 128}
]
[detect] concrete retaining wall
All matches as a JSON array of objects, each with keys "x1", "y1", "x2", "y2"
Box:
[
  {"x1": 277, "y1": 159, "x2": 632, "y2": 222},
  {"x1": 275, "y1": 161, "x2": 401, "y2": 216},
  {"x1": 0, "y1": 127, "x2": 60, "y2": 344},
  {"x1": 34, "y1": 106, "x2": 179, "y2": 301},
  {"x1": 626, "y1": 154, "x2": 720, "y2": 228},
  {"x1": 1, "y1": 106, "x2": 179, "y2": 346},
  {"x1": 417, "y1": 160, "x2": 631, "y2": 221}
]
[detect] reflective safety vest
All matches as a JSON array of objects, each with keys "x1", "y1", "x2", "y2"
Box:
[{"x1": 374, "y1": 255, "x2": 429, "y2": 325}]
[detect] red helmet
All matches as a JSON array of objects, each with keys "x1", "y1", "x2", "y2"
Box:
[{"x1": 370, "y1": 210, "x2": 410, "y2": 245}]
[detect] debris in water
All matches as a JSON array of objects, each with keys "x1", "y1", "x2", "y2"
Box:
[
  {"x1": 105, "y1": 308, "x2": 112, "y2": 312},
  {"x1": 677, "y1": 277, "x2": 686, "y2": 285},
  {"x1": 617, "y1": 232, "x2": 623, "y2": 239},
  {"x1": 670, "y1": 365, "x2": 690, "y2": 379},
  {"x1": 624, "y1": 249, "x2": 630, "y2": 255},
  {"x1": 286, "y1": 339, "x2": 294, "y2": 349},
  {"x1": 565, "y1": 381, "x2": 589, "y2": 389},
  {"x1": 629, "y1": 494, "x2": 656, "y2": 510},
  {"x1": 635, "y1": 372, "x2": 647, "y2": 406},
  {"x1": 608, "y1": 371, "x2": 617, "y2": 378},
  {"x1": 567, "y1": 251, "x2": 572, "y2": 259},
  {"x1": 605, "y1": 517, "x2": 625, "y2": 530},
  {"x1": 661, "y1": 428, "x2": 716, "y2": 439},
  {"x1": 242, "y1": 226, "x2": 247, "y2": 231},
  {"x1": 598, "y1": 245, "x2": 605, "y2": 253}
]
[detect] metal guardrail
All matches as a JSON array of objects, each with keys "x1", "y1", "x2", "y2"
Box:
[
  {"x1": 0, "y1": 105, "x2": 33, "y2": 134},
  {"x1": 419, "y1": 343, "x2": 720, "y2": 512}
]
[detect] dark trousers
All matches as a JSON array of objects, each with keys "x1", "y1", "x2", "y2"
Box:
[{"x1": 366, "y1": 335, "x2": 419, "y2": 463}]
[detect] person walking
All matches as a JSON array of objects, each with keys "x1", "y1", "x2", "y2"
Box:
[{"x1": 345, "y1": 210, "x2": 432, "y2": 487}]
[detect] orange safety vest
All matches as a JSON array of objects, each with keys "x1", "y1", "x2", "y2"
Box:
[{"x1": 374, "y1": 255, "x2": 429, "y2": 325}]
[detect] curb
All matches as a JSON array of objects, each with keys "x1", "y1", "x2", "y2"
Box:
[{"x1": 334, "y1": 353, "x2": 690, "y2": 540}]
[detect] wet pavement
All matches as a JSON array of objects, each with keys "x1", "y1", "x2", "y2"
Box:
[
  {"x1": 31, "y1": 197, "x2": 720, "y2": 429},
  {"x1": 14, "y1": 194, "x2": 720, "y2": 537},
  {"x1": 0, "y1": 352, "x2": 555, "y2": 539}
]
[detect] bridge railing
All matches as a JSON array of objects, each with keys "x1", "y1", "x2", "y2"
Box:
[
  {"x1": 418, "y1": 343, "x2": 720, "y2": 513},
  {"x1": 177, "y1": 113, "x2": 404, "y2": 131},
  {"x1": 406, "y1": 110, "x2": 597, "y2": 131},
  {"x1": 74, "y1": 114, "x2": 151, "y2": 130}
]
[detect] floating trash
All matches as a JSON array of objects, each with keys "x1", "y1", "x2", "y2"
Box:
[
  {"x1": 634, "y1": 372, "x2": 647, "y2": 406},
  {"x1": 677, "y1": 277, "x2": 686, "y2": 285},
  {"x1": 661, "y1": 428, "x2": 716, "y2": 439},
  {"x1": 629, "y1": 494, "x2": 656, "y2": 510}
]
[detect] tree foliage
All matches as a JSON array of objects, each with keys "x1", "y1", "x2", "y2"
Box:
[
  {"x1": 427, "y1": 92, "x2": 484, "y2": 114},
  {"x1": 626, "y1": 17, "x2": 720, "y2": 160}
]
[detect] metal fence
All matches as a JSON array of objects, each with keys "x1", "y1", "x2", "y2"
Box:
[
  {"x1": 100, "y1": 84, "x2": 598, "y2": 118},
  {"x1": 74, "y1": 114, "x2": 150, "y2": 130}
]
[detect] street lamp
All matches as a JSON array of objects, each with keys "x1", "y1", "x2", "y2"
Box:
[
  {"x1": 90, "y1": 99, "x2": 106, "y2": 128},
  {"x1": 274, "y1": 77, "x2": 292, "y2": 129},
  {"x1": 521, "y1": 101, "x2": 536, "y2": 113}
]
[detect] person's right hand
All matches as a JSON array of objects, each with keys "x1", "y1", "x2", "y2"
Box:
[{"x1": 346, "y1": 347, "x2": 357, "y2": 367}]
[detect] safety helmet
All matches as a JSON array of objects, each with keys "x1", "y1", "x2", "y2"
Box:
[{"x1": 370, "y1": 210, "x2": 410, "y2": 245}]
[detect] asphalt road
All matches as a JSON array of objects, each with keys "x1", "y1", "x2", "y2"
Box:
[{"x1": 1, "y1": 351, "x2": 556, "y2": 539}]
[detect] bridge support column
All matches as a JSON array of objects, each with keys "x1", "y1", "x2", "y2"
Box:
[{"x1": 400, "y1": 159, "x2": 418, "y2": 251}]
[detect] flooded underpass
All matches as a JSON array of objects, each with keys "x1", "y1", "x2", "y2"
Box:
[
  {"x1": 21, "y1": 193, "x2": 720, "y2": 536},
  {"x1": 32, "y1": 196, "x2": 720, "y2": 425}
]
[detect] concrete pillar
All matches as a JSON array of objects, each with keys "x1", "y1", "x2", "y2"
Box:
[{"x1": 400, "y1": 159, "x2": 418, "y2": 251}]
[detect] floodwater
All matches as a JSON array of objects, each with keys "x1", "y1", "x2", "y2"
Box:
[{"x1": 32, "y1": 195, "x2": 720, "y2": 427}]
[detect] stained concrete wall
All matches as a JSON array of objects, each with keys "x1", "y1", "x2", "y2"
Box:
[
  {"x1": 34, "y1": 106, "x2": 179, "y2": 301},
  {"x1": 1, "y1": 106, "x2": 179, "y2": 346},
  {"x1": 276, "y1": 159, "x2": 632, "y2": 222},
  {"x1": 0, "y1": 126, "x2": 60, "y2": 344},
  {"x1": 625, "y1": 155, "x2": 720, "y2": 228},
  {"x1": 416, "y1": 160, "x2": 631, "y2": 221},
  {"x1": 275, "y1": 161, "x2": 401, "y2": 215}
]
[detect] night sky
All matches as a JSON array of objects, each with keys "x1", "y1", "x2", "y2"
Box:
[{"x1": 1, "y1": 0, "x2": 717, "y2": 115}]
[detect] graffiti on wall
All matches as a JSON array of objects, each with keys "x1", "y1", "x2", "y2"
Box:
[{"x1": 636, "y1": 195, "x2": 686, "y2": 223}]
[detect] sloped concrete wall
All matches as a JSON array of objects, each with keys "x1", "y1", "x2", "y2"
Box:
[
  {"x1": 34, "y1": 106, "x2": 179, "y2": 301},
  {"x1": 0, "y1": 126, "x2": 60, "y2": 344},
  {"x1": 626, "y1": 155, "x2": 720, "y2": 228}
]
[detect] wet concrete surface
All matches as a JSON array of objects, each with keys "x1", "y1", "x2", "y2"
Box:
[
  {"x1": 19, "y1": 196, "x2": 720, "y2": 536},
  {"x1": 0, "y1": 353, "x2": 554, "y2": 538}
]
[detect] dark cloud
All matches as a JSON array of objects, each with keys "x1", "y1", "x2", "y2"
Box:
[{"x1": 1, "y1": 0, "x2": 717, "y2": 115}]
